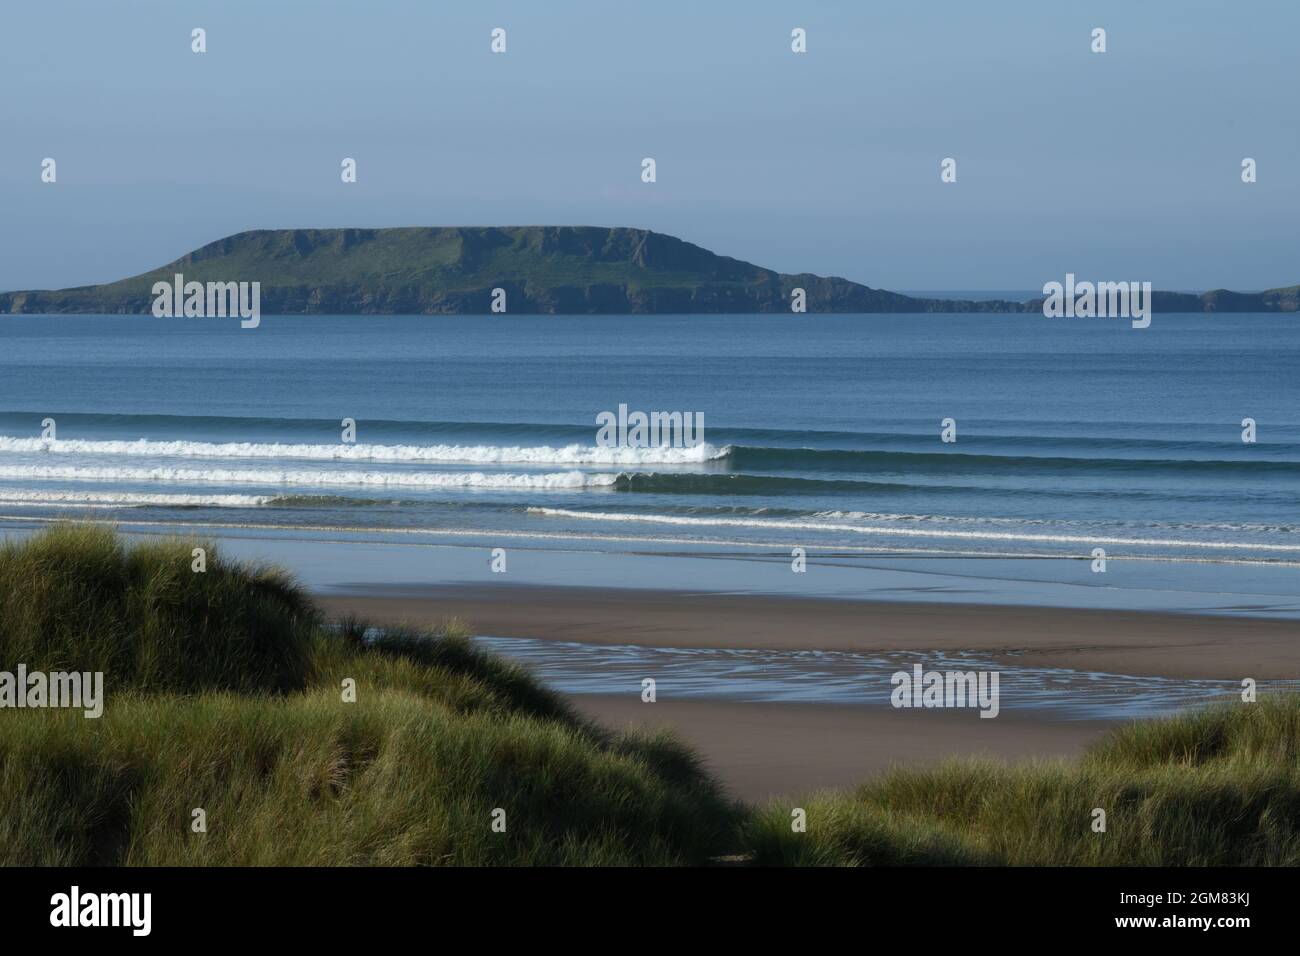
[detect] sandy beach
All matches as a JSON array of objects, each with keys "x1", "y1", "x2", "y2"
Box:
[
  {"x1": 570, "y1": 695, "x2": 1108, "y2": 801},
  {"x1": 318, "y1": 584, "x2": 1298, "y2": 680},
  {"x1": 317, "y1": 584, "x2": 1295, "y2": 799}
]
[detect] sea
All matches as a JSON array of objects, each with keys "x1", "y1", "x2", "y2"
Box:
[{"x1": 1, "y1": 313, "x2": 1298, "y2": 620}]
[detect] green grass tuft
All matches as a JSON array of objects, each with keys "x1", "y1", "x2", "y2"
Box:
[
  {"x1": 0, "y1": 524, "x2": 316, "y2": 694},
  {"x1": 747, "y1": 696, "x2": 1300, "y2": 866},
  {"x1": 0, "y1": 526, "x2": 739, "y2": 865}
]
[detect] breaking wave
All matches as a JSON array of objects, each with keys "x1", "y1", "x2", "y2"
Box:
[
  {"x1": 0, "y1": 465, "x2": 619, "y2": 490},
  {"x1": 0, "y1": 435, "x2": 727, "y2": 466}
]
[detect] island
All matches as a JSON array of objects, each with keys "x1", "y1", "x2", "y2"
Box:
[{"x1": 1, "y1": 226, "x2": 1296, "y2": 315}]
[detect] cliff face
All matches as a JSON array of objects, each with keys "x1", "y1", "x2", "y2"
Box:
[{"x1": 0, "y1": 226, "x2": 1294, "y2": 315}]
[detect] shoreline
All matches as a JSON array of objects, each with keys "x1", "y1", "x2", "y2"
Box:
[{"x1": 317, "y1": 583, "x2": 1298, "y2": 681}]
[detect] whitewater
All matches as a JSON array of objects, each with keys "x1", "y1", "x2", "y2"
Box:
[{"x1": 0, "y1": 435, "x2": 729, "y2": 466}]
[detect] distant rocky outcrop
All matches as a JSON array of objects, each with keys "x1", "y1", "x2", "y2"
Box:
[{"x1": 1, "y1": 226, "x2": 1294, "y2": 315}]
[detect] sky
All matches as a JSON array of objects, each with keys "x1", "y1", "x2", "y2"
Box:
[{"x1": 1, "y1": 0, "x2": 1297, "y2": 293}]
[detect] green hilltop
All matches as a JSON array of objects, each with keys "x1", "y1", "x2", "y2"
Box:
[
  {"x1": 0, "y1": 226, "x2": 1013, "y2": 314},
  {"x1": 1, "y1": 226, "x2": 1295, "y2": 314}
]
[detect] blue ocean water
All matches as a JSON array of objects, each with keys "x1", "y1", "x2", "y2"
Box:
[{"x1": 0, "y1": 313, "x2": 1297, "y2": 614}]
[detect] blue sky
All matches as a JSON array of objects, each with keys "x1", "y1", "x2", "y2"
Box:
[{"x1": 1, "y1": 0, "x2": 1296, "y2": 292}]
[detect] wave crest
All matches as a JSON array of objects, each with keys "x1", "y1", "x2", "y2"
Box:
[
  {"x1": 0, "y1": 435, "x2": 728, "y2": 466},
  {"x1": 0, "y1": 465, "x2": 619, "y2": 490}
]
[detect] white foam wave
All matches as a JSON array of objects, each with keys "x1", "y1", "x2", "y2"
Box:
[
  {"x1": 815, "y1": 510, "x2": 1300, "y2": 535},
  {"x1": 0, "y1": 464, "x2": 616, "y2": 490},
  {"x1": 0, "y1": 488, "x2": 273, "y2": 508},
  {"x1": 0, "y1": 435, "x2": 726, "y2": 466},
  {"x1": 527, "y1": 508, "x2": 1300, "y2": 552},
  {"x1": 6, "y1": 512, "x2": 1296, "y2": 569}
]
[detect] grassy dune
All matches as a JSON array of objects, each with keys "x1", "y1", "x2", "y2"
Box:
[
  {"x1": 749, "y1": 698, "x2": 1300, "y2": 866},
  {"x1": 2, "y1": 525, "x2": 1297, "y2": 866},
  {"x1": 0, "y1": 524, "x2": 315, "y2": 694},
  {"x1": 0, "y1": 526, "x2": 738, "y2": 865}
]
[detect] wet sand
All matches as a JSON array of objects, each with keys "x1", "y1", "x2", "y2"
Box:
[
  {"x1": 316, "y1": 584, "x2": 1295, "y2": 799},
  {"x1": 318, "y1": 583, "x2": 1298, "y2": 680}
]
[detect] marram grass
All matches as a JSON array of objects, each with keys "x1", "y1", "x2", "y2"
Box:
[
  {"x1": 746, "y1": 696, "x2": 1300, "y2": 866},
  {"x1": 0, "y1": 523, "x2": 315, "y2": 694},
  {"x1": 1, "y1": 524, "x2": 1297, "y2": 866},
  {"x1": 0, "y1": 525, "x2": 738, "y2": 866},
  {"x1": 0, "y1": 691, "x2": 738, "y2": 866}
]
